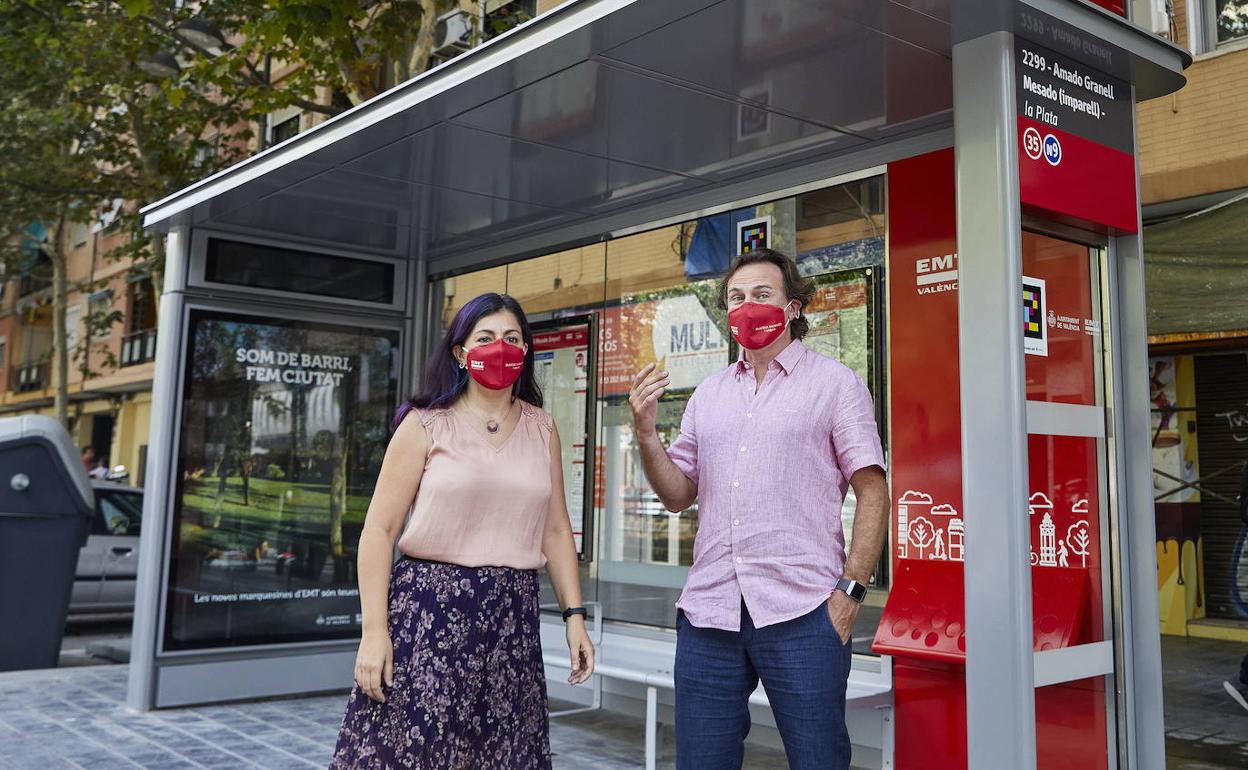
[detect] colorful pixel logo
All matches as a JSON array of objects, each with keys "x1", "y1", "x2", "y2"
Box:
[
  {"x1": 1024, "y1": 287, "x2": 1042, "y2": 336},
  {"x1": 736, "y1": 215, "x2": 771, "y2": 255},
  {"x1": 1022, "y1": 275, "x2": 1048, "y2": 357}
]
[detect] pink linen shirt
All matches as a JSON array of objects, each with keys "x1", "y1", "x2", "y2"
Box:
[{"x1": 668, "y1": 339, "x2": 885, "y2": 631}]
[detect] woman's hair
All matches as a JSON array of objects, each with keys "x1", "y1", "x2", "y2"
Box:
[
  {"x1": 717, "y1": 248, "x2": 817, "y2": 340},
  {"x1": 393, "y1": 293, "x2": 542, "y2": 430}
]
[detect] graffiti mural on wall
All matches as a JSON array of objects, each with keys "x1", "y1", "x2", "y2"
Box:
[{"x1": 1150, "y1": 354, "x2": 1205, "y2": 634}]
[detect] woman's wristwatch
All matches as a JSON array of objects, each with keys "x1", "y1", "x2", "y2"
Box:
[{"x1": 562, "y1": 606, "x2": 587, "y2": 622}]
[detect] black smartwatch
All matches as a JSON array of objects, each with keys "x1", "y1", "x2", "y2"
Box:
[
  {"x1": 562, "y1": 606, "x2": 587, "y2": 622},
  {"x1": 834, "y1": 577, "x2": 867, "y2": 604}
]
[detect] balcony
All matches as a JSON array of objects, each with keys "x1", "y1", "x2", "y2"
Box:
[
  {"x1": 11, "y1": 361, "x2": 49, "y2": 393},
  {"x1": 121, "y1": 329, "x2": 157, "y2": 367},
  {"x1": 18, "y1": 274, "x2": 52, "y2": 298}
]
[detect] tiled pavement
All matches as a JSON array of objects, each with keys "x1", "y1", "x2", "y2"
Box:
[
  {"x1": 1162, "y1": 635, "x2": 1248, "y2": 770},
  {"x1": 0, "y1": 665, "x2": 789, "y2": 770},
  {"x1": 2, "y1": 632, "x2": 1245, "y2": 769}
]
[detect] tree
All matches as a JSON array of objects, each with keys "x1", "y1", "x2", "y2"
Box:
[
  {"x1": 0, "y1": 1, "x2": 262, "y2": 426},
  {"x1": 908, "y1": 516, "x2": 935, "y2": 559},
  {"x1": 198, "y1": 0, "x2": 457, "y2": 108},
  {"x1": 1, "y1": 0, "x2": 465, "y2": 433},
  {"x1": 0, "y1": 4, "x2": 120, "y2": 426},
  {"x1": 1066, "y1": 521, "x2": 1091, "y2": 568}
]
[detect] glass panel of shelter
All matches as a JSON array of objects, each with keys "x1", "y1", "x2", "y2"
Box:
[
  {"x1": 427, "y1": 175, "x2": 887, "y2": 651},
  {"x1": 1021, "y1": 229, "x2": 1119, "y2": 765}
]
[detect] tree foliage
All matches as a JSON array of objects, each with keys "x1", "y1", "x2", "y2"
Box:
[{"x1": 0, "y1": 1, "x2": 455, "y2": 424}]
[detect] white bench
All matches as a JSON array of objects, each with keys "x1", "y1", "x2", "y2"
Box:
[{"x1": 542, "y1": 603, "x2": 893, "y2": 770}]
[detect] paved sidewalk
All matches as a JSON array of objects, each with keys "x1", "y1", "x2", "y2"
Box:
[
  {"x1": 7, "y1": 633, "x2": 1243, "y2": 769},
  {"x1": 0, "y1": 665, "x2": 788, "y2": 770},
  {"x1": 1163, "y1": 635, "x2": 1248, "y2": 770}
]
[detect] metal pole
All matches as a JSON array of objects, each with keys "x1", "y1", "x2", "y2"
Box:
[
  {"x1": 1109, "y1": 104, "x2": 1166, "y2": 765},
  {"x1": 953, "y1": 29, "x2": 1037, "y2": 770},
  {"x1": 126, "y1": 226, "x2": 189, "y2": 711}
]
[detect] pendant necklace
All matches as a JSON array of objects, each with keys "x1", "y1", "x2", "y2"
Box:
[{"x1": 464, "y1": 398, "x2": 513, "y2": 434}]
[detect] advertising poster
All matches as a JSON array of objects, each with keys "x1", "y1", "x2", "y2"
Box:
[
  {"x1": 804, "y1": 273, "x2": 871, "y2": 383},
  {"x1": 533, "y1": 322, "x2": 591, "y2": 556},
  {"x1": 599, "y1": 280, "x2": 729, "y2": 397},
  {"x1": 165, "y1": 310, "x2": 400, "y2": 650}
]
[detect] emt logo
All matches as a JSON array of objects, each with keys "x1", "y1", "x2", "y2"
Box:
[{"x1": 916, "y1": 253, "x2": 958, "y2": 295}]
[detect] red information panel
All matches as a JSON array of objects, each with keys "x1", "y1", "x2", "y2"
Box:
[
  {"x1": 880, "y1": 150, "x2": 1110, "y2": 769},
  {"x1": 1015, "y1": 37, "x2": 1137, "y2": 233},
  {"x1": 533, "y1": 326, "x2": 590, "y2": 352},
  {"x1": 885, "y1": 149, "x2": 963, "y2": 577},
  {"x1": 1018, "y1": 117, "x2": 1137, "y2": 233}
]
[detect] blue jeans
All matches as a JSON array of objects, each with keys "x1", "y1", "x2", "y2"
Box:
[{"x1": 674, "y1": 601, "x2": 853, "y2": 770}]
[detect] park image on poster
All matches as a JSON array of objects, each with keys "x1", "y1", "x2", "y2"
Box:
[{"x1": 164, "y1": 310, "x2": 399, "y2": 650}]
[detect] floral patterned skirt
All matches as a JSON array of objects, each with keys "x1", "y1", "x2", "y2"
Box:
[{"x1": 329, "y1": 557, "x2": 551, "y2": 770}]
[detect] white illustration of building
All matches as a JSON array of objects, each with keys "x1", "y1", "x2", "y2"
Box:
[
  {"x1": 897, "y1": 490, "x2": 933, "y2": 559},
  {"x1": 1039, "y1": 512, "x2": 1057, "y2": 567},
  {"x1": 948, "y1": 518, "x2": 964, "y2": 561}
]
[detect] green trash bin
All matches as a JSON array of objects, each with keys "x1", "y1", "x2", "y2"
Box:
[{"x1": 0, "y1": 415, "x2": 94, "y2": 671}]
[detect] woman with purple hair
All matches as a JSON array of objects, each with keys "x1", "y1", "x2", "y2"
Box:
[{"x1": 330, "y1": 293, "x2": 594, "y2": 769}]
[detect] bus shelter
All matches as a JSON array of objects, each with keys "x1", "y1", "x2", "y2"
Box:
[{"x1": 130, "y1": 1, "x2": 1188, "y2": 767}]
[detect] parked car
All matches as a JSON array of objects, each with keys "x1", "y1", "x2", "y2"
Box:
[{"x1": 68, "y1": 481, "x2": 143, "y2": 614}]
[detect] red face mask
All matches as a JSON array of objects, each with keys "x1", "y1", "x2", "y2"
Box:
[
  {"x1": 728, "y1": 301, "x2": 791, "y2": 350},
  {"x1": 465, "y1": 339, "x2": 526, "y2": 390}
]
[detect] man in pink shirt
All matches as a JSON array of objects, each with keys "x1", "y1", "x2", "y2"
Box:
[{"x1": 629, "y1": 248, "x2": 889, "y2": 770}]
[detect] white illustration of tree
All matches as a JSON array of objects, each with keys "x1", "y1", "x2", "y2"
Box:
[
  {"x1": 909, "y1": 516, "x2": 936, "y2": 559},
  {"x1": 1066, "y1": 521, "x2": 1091, "y2": 568}
]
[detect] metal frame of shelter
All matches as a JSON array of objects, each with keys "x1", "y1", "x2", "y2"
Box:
[{"x1": 129, "y1": 2, "x2": 1189, "y2": 768}]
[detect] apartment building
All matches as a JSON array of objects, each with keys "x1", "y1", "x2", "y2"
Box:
[
  {"x1": 0, "y1": 214, "x2": 157, "y2": 486},
  {"x1": 1135, "y1": 0, "x2": 1248, "y2": 640}
]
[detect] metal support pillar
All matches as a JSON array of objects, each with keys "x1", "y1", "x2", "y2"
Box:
[
  {"x1": 126, "y1": 226, "x2": 189, "y2": 711},
  {"x1": 1110, "y1": 122, "x2": 1167, "y2": 767},
  {"x1": 953, "y1": 29, "x2": 1037, "y2": 770}
]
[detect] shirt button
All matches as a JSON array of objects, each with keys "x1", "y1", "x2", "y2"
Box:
[
  {"x1": 733, "y1": 519, "x2": 741, "y2": 526},
  {"x1": 736, "y1": 557, "x2": 743, "y2": 564},
  {"x1": 733, "y1": 481, "x2": 740, "y2": 488},
  {"x1": 739, "y1": 445, "x2": 746, "y2": 453},
  {"x1": 747, "y1": 413, "x2": 753, "y2": 418}
]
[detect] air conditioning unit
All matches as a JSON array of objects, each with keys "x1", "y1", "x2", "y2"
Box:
[{"x1": 434, "y1": 9, "x2": 473, "y2": 56}]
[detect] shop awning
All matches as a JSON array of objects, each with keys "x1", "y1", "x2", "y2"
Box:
[
  {"x1": 141, "y1": 0, "x2": 1186, "y2": 277},
  {"x1": 1145, "y1": 190, "x2": 1248, "y2": 337}
]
